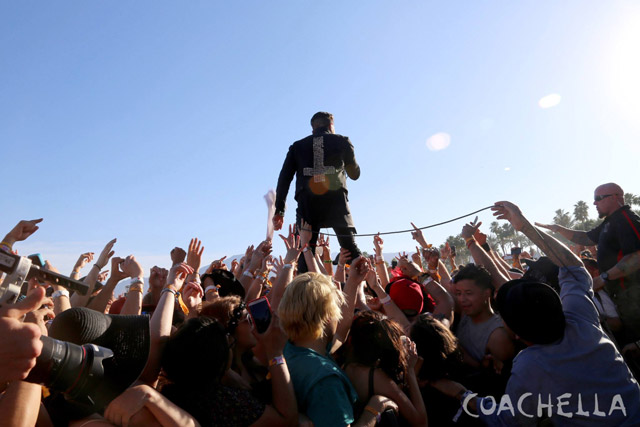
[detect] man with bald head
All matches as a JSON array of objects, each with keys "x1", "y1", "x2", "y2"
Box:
[{"x1": 537, "y1": 183, "x2": 640, "y2": 345}]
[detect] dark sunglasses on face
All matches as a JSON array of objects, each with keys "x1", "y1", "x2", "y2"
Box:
[{"x1": 594, "y1": 194, "x2": 615, "y2": 202}]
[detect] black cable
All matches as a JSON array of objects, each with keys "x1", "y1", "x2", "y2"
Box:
[{"x1": 301, "y1": 206, "x2": 495, "y2": 238}]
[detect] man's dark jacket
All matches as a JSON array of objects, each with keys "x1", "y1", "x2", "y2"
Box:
[{"x1": 275, "y1": 129, "x2": 360, "y2": 229}]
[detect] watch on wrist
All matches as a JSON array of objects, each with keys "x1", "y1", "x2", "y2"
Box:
[{"x1": 600, "y1": 272, "x2": 610, "y2": 281}]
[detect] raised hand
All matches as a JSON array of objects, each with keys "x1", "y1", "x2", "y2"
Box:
[
  {"x1": 474, "y1": 227, "x2": 488, "y2": 246},
  {"x1": 347, "y1": 257, "x2": 371, "y2": 285},
  {"x1": 122, "y1": 255, "x2": 144, "y2": 280},
  {"x1": 422, "y1": 247, "x2": 440, "y2": 270},
  {"x1": 3, "y1": 218, "x2": 43, "y2": 246},
  {"x1": 97, "y1": 270, "x2": 110, "y2": 282},
  {"x1": 186, "y1": 238, "x2": 204, "y2": 273},
  {"x1": 397, "y1": 256, "x2": 421, "y2": 278},
  {"x1": 461, "y1": 220, "x2": 482, "y2": 240},
  {"x1": 373, "y1": 233, "x2": 384, "y2": 255},
  {"x1": 299, "y1": 219, "x2": 314, "y2": 248},
  {"x1": 170, "y1": 247, "x2": 187, "y2": 266},
  {"x1": 410, "y1": 222, "x2": 429, "y2": 248},
  {"x1": 167, "y1": 262, "x2": 194, "y2": 290},
  {"x1": 411, "y1": 248, "x2": 422, "y2": 266},
  {"x1": 338, "y1": 248, "x2": 352, "y2": 266},
  {"x1": 72, "y1": 252, "x2": 95, "y2": 273},
  {"x1": 182, "y1": 281, "x2": 204, "y2": 312},
  {"x1": 206, "y1": 256, "x2": 228, "y2": 274},
  {"x1": 110, "y1": 257, "x2": 129, "y2": 283},
  {"x1": 96, "y1": 238, "x2": 117, "y2": 269},
  {"x1": 492, "y1": 201, "x2": 527, "y2": 232},
  {"x1": 440, "y1": 242, "x2": 451, "y2": 260},
  {"x1": 280, "y1": 224, "x2": 302, "y2": 265}
]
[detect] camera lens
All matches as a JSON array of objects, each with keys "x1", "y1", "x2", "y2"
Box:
[{"x1": 25, "y1": 336, "x2": 116, "y2": 410}]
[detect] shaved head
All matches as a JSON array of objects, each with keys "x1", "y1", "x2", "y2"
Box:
[
  {"x1": 594, "y1": 182, "x2": 625, "y2": 218},
  {"x1": 595, "y1": 183, "x2": 624, "y2": 195}
]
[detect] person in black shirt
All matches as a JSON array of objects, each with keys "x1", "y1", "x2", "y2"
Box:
[
  {"x1": 537, "y1": 183, "x2": 640, "y2": 344},
  {"x1": 273, "y1": 112, "x2": 362, "y2": 271}
]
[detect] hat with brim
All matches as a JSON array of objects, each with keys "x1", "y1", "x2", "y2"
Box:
[
  {"x1": 201, "y1": 269, "x2": 245, "y2": 299},
  {"x1": 49, "y1": 307, "x2": 150, "y2": 407}
]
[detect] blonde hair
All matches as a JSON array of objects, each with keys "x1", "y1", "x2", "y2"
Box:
[{"x1": 278, "y1": 272, "x2": 345, "y2": 342}]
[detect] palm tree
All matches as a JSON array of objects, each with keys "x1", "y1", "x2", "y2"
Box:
[
  {"x1": 573, "y1": 201, "x2": 590, "y2": 223},
  {"x1": 553, "y1": 209, "x2": 574, "y2": 228}
]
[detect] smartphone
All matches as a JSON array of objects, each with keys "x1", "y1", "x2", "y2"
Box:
[
  {"x1": 511, "y1": 247, "x2": 522, "y2": 256},
  {"x1": 248, "y1": 297, "x2": 272, "y2": 334},
  {"x1": 450, "y1": 245, "x2": 457, "y2": 256},
  {"x1": 28, "y1": 253, "x2": 45, "y2": 268}
]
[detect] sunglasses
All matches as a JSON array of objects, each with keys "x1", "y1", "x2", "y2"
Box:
[{"x1": 594, "y1": 194, "x2": 615, "y2": 202}]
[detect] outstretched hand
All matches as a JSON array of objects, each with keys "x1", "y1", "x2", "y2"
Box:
[
  {"x1": 491, "y1": 201, "x2": 527, "y2": 231},
  {"x1": 279, "y1": 224, "x2": 302, "y2": 265},
  {"x1": 186, "y1": 238, "x2": 204, "y2": 273},
  {"x1": 96, "y1": 238, "x2": 117, "y2": 269},
  {"x1": 3, "y1": 218, "x2": 43, "y2": 246},
  {"x1": 410, "y1": 222, "x2": 429, "y2": 248},
  {"x1": 461, "y1": 221, "x2": 482, "y2": 240},
  {"x1": 534, "y1": 222, "x2": 561, "y2": 233}
]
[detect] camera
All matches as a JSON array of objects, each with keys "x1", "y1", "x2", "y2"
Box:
[{"x1": 26, "y1": 336, "x2": 118, "y2": 411}]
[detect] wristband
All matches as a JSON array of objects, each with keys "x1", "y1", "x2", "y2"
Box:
[
  {"x1": 0, "y1": 241, "x2": 13, "y2": 253},
  {"x1": 269, "y1": 355, "x2": 285, "y2": 367},
  {"x1": 453, "y1": 390, "x2": 475, "y2": 422},
  {"x1": 93, "y1": 264, "x2": 103, "y2": 271},
  {"x1": 283, "y1": 264, "x2": 293, "y2": 269},
  {"x1": 379, "y1": 294, "x2": 392, "y2": 305},
  {"x1": 243, "y1": 270, "x2": 255, "y2": 279},
  {"x1": 193, "y1": 273, "x2": 201, "y2": 285},
  {"x1": 162, "y1": 287, "x2": 178, "y2": 296},
  {"x1": 364, "y1": 406, "x2": 381, "y2": 423},
  {"x1": 52, "y1": 289, "x2": 70, "y2": 299},
  {"x1": 275, "y1": 210, "x2": 285, "y2": 217},
  {"x1": 130, "y1": 278, "x2": 144, "y2": 286},
  {"x1": 323, "y1": 260, "x2": 332, "y2": 264},
  {"x1": 128, "y1": 287, "x2": 143, "y2": 294},
  {"x1": 302, "y1": 246, "x2": 310, "y2": 253},
  {"x1": 375, "y1": 255, "x2": 384, "y2": 262},
  {"x1": 204, "y1": 285, "x2": 218, "y2": 293}
]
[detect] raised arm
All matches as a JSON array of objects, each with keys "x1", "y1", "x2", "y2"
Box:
[
  {"x1": 365, "y1": 268, "x2": 411, "y2": 332},
  {"x1": 461, "y1": 222, "x2": 510, "y2": 290},
  {"x1": 269, "y1": 228, "x2": 301, "y2": 312},
  {"x1": 535, "y1": 222, "x2": 596, "y2": 246},
  {"x1": 120, "y1": 255, "x2": 145, "y2": 315},
  {"x1": 373, "y1": 234, "x2": 390, "y2": 288},
  {"x1": 70, "y1": 238, "x2": 116, "y2": 308},
  {"x1": 334, "y1": 257, "x2": 370, "y2": 352},
  {"x1": 493, "y1": 202, "x2": 583, "y2": 268},
  {"x1": 138, "y1": 262, "x2": 192, "y2": 386},
  {"x1": 87, "y1": 257, "x2": 127, "y2": 313}
]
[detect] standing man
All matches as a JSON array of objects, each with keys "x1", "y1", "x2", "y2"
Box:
[
  {"x1": 273, "y1": 112, "x2": 361, "y2": 271},
  {"x1": 537, "y1": 182, "x2": 640, "y2": 344}
]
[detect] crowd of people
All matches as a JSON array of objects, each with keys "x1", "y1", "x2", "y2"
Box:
[{"x1": 1, "y1": 190, "x2": 639, "y2": 426}]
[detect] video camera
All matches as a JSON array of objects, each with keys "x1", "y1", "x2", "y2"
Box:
[{"x1": 0, "y1": 251, "x2": 89, "y2": 303}]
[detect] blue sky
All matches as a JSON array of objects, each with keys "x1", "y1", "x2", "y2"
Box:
[{"x1": 2, "y1": 1, "x2": 639, "y2": 284}]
